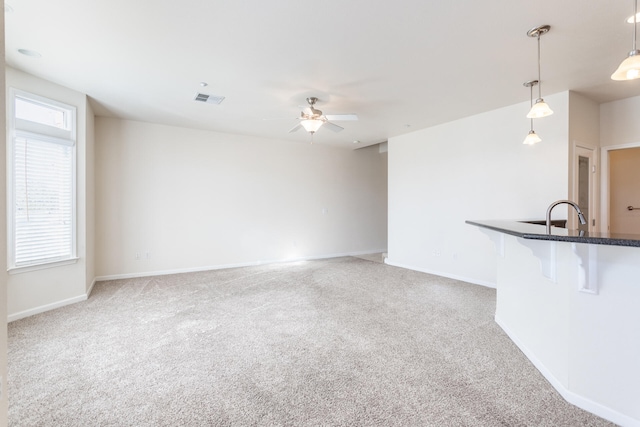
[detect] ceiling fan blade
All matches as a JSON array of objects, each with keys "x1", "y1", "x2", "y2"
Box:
[
  {"x1": 325, "y1": 114, "x2": 358, "y2": 121},
  {"x1": 323, "y1": 121, "x2": 344, "y2": 133},
  {"x1": 288, "y1": 123, "x2": 302, "y2": 133}
]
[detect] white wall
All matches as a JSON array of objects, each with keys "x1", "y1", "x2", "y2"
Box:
[
  {"x1": 387, "y1": 91, "x2": 570, "y2": 286},
  {"x1": 95, "y1": 118, "x2": 388, "y2": 278},
  {"x1": 5, "y1": 68, "x2": 95, "y2": 320},
  {"x1": 601, "y1": 95, "x2": 640, "y2": 147}
]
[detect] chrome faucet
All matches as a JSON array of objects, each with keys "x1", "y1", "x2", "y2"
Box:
[{"x1": 546, "y1": 200, "x2": 587, "y2": 233}]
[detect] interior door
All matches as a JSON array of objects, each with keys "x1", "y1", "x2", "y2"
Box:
[
  {"x1": 575, "y1": 145, "x2": 596, "y2": 233},
  {"x1": 609, "y1": 147, "x2": 640, "y2": 234}
]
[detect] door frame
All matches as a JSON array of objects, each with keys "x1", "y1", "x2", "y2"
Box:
[
  {"x1": 573, "y1": 144, "x2": 597, "y2": 232},
  {"x1": 600, "y1": 141, "x2": 640, "y2": 232}
]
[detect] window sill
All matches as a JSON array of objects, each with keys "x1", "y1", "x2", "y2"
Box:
[{"x1": 8, "y1": 257, "x2": 79, "y2": 275}]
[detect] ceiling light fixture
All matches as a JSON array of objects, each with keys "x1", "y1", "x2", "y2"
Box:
[
  {"x1": 300, "y1": 119, "x2": 324, "y2": 134},
  {"x1": 526, "y1": 25, "x2": 553, "y2": 119},
  {"x1": 523, "y1": 80, "x2": 542, "y2": 145},
  {"x1": 289, "y1": 97, "x2": 352, "y2": 138},
  {"x1": 612, "y1": 0, "x2": 640, "y2": 80}
]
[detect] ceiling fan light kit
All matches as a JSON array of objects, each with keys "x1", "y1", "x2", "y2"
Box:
[
  {"x1": 289, "y1": 97, "x2": 357, "y2": 138},
  {"x1": 300, "y1": 119, "x2": 324, "y2": 133},
  {"x1": 612, "y1": 0, "x2": 640, "y2": 80}
]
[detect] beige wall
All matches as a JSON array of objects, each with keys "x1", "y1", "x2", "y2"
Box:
[
  {"x1": 5, "y1": 68, "x2": 95, "y2": 320},
  {"x1": 0, "y1": 7, "x2": 7, "y2": 426},
  {"x1": 85, "y1": 101, "x2": 96, "y2": 292},
  {"x1": 95, "y1": 118, "x2": 388, "y2": 278}
]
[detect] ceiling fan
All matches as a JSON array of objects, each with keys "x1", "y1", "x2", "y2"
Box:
[{"x1": 288, "y1": 97, "x2": 358, "y2": 135}]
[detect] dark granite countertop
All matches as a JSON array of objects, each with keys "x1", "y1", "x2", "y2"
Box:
[{"x1": 466, "y1": 219, "x2": 640, "y2": 248}]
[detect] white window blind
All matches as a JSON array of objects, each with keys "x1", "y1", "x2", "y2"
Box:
[
  {"x1": 12, "y1": 134, "x2": 74, "y2": 267},
  {"x1": 8, "y1": 89, "x2": 77, "y2": 271}
]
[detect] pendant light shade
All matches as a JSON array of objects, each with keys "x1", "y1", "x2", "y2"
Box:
[
  {"x1": 523, "y1": 130, "x2": 542, "y2": 145},
  {"x1": 527, "y1": 99, "x2": 554, "y2": 118},
  {"x1": 300, "y1": 119, "x2": 324, "y2": 133},
  {"x1": 612, "y1": 0, "x2": 640, "y2": 80},
  {"x1": 523, "y1": 80, "x2": 542, "y2": 145},
  {"x1": 526, "y1": 25, "x2": 553, "y2": 119},
  {"x1": 611, "y1": 51, "x2": 640, "y2": 80}
]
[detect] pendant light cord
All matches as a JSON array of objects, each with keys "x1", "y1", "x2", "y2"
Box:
[
  {"x1": 537, "y1": 35, "x2": 542, "y2": 99},
  {"x1": 634, "y1": 0, "x2": 638, "y2": 52},
  {"x1": 529, "y1": 84, "x2": 534, "y2": 131}
]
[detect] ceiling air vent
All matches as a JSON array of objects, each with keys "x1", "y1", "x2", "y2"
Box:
[{"x1": 194, "y1": 93, "x2": 225, "y2": 105}]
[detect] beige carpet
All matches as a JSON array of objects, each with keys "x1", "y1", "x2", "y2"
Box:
[{"x1": 7, "y1": 257, "x2": 613, "y2": 426}]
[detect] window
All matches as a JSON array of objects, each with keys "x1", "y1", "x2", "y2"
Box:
[
  {"x1": 15, "y1": 96, "x2": 69, "y2": 129},
  {"x1": 8, "y1": 89, "x2": 77, "y2": 271}
]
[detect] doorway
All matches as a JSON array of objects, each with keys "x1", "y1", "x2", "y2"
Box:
[{"x1": 608, "y1": 147, "x2": 640, "y2": 234}]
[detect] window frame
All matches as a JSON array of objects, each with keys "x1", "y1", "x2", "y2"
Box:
[{"x1": 7, "y1": 88, "x2": 78, "y2": 273}]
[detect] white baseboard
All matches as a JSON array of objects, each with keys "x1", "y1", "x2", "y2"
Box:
[
  {"x1": 383, "y1": 259, "x2": 496, "y2": 289},
  {"x1": 8, "y1": 293, "x2": 88, "y2": 323},
  {"x1": 94, "y1": 249, "x2": 389, "y2": 282},
  {"x1": 495, "y1": 315, "x2": 640, "y2": 427}
]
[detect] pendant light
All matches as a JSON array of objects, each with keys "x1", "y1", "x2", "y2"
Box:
[
  {"x1": 523, "y1": 80, "x2": 542, "y2": 145},
  {"x1": 612, "y1": 0, "x2": 640, "y2": 80},
  {"x1": 526, "y1": 25, "x2": 554, "y2": 119}
]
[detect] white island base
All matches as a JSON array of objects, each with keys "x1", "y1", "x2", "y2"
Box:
[{"x1": 479, "y1": 229, "x2": 640, "y2": 427}]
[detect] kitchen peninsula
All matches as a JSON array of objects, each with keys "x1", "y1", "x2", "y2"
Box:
[{"x1": 467, "y1": 219, "x2": 640, "y2": 427}]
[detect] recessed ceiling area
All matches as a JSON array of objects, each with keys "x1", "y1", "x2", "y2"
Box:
[{"x1": 5, "y1": 1, "x2": 640, "y2": 148}]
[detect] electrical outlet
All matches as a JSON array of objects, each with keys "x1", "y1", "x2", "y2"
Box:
[{"x1": 135, "y1": 252, "x2": 141, "y2": 260}]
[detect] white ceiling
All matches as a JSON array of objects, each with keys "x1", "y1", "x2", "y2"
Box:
[{"x1": 5, "y1": 0, "x2": 640, "y2": 148}]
